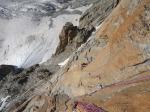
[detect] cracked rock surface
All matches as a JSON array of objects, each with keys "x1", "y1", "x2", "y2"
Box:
[{"x1": 1, "y1": 0, "x2": 150, "y2": 112}]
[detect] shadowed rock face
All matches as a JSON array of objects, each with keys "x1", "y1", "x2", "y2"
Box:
[
  {"x1": 56, "y1": 0, "x2": 72, "y2": 4},
  {"x1": 55, "y1": 22, "x2": 78, "y2": 55},
  {"x1": 0, "y1": 65, "x2": 23, "y2": 80},
  {"x1": 0, "y1": 64, "x2": 53, "y2": 100},
  {"x1": 55, "y1": 22, "x2": 95, "y2": 55}
]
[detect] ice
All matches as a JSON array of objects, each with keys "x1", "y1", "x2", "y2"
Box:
[
  {"x1": 58, "y1": 58, "x2": 70, "y2": 67},
  {"x1": 0, "y1": 0, "x2": 90, "y2": 68},
  {"x1": 0, "y1": 96, "x2": 10, "y2": 111},
  {"x1": 40, "y1": 14, "x2": 80, "y2": 63},
  {"x1": 96, "y1": 24, "x2": 102, "y2": 30},
  {"x1": 66, "y1": 4, "x2": 92, "y2": 13},
  {"x1": 0, "y1": 13, "x2": 80, "y2": 68}
]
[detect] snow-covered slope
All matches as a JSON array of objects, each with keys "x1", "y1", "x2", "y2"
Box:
[
  {"x1": 0, "y1": 96, "x2": 10, "y2": 111},
  {"x1": 0, "y1": 0, "x2": 91, "y2": 68}
]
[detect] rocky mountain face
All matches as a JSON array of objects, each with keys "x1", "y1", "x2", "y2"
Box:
[
  {"x1": 79, "y1": 0, "x2": 119, "y2": 28},
  {"x1": 55, "y1": 22, "x2": 95, "y2": 55},
  {"x1": 0, "y1": 0, "x2": 150, "y2": 112},
  {"x1": 51, "y1": 0, "x2": 150, "y2": 111}
]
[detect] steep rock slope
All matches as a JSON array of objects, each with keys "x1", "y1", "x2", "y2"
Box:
[
  {"x1": 0, "y1": 1, "x2": 119, "y2": 111},
  {"x1": 6, "y1": 0, "x2": 150, "y2": 111},
  {"x1": 52, "y1": 0, "x2": 150, "y2": 97},
  {"x1": 52, "y1": 0, "x2": 150, "y2": 111},
  {"x1": 79, "y1": 0, "x2": 119, "y2": 28}
]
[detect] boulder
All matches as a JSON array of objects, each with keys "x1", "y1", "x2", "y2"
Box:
[
  {"x1": 55, "y1": 22, "x2": 78, "y2": 55},
  {"x1": 55, "y1": 22, "x2": 96, "y2": 55}
]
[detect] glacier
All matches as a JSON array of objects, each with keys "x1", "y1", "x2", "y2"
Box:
[{"x1": 0, "y1": 0, "x2": 91, "y2": 68}]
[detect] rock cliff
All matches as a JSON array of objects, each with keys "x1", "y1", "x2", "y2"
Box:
[
  {"x1": 52, "y1": 0, "x2": 150, "y2": 111},
  {"x1": 1, "y1": 0, "x2": 150, "y2": 112},
  {"x1": 79, "y1": 0, "x2": 119, "y2": 28}
]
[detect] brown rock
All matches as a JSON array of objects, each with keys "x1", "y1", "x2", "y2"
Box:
[
  {"x1": 51, "y1": 0, "x2": 150, "y2": 111},
  {"x1": 53, "y1": 0, "x2": 150, "y2": 97},
  {"x1": 12, "y1": 95, "x2": 56, "y2": 112},
  {"x1": 55, "y1": 23, "x2": 96, "y2": 55},
  {"x1": 55, "y1": 22, "x2": 78, "y2": 55}
]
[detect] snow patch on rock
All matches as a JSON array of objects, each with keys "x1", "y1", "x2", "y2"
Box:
[
  {"x1": 0, "y1": 96, "x2": 10, "y2": 111},
  {"x1": 58, "y1": 58, "x2": 70, "y2": 67}
]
